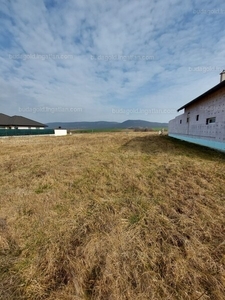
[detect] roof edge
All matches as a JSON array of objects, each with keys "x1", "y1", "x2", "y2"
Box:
[{"x1": 177, "y1": 80, "x2": 225, "y2": 112}]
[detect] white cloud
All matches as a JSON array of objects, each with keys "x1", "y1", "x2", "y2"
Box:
[{"x1": 0, "y1": 0, "x2": 225, "y2": 123}]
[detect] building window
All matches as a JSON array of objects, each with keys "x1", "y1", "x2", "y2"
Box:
[
  {"x1": 196, "y1": 115, "x2": 199, "y2": 121},
  {"x1": 206, "y1": 117, "x2": 216, "y2": 125},
  {"x1": 180, "y1": 120, "x2": 182, "y2": 124},
  {"x1": 187, "y1": 117, "x2": 189, "y2": 123}
]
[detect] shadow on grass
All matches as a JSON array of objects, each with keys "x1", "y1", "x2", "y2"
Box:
[{"x1": 122, "y1": 134, "x2": 225, "y2": 162}]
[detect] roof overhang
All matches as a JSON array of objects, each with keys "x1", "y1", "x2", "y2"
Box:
[
  {"x1": 177, "y1": 80, "x2": 225, "y2": 112},
  {"x1": 0, "y1": 114, "x2": 47, "y2": 127}
]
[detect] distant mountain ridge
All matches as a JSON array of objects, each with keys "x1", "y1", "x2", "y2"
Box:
[{"x1": 46, "y1": 120, "x2": 168, "y2": 129}]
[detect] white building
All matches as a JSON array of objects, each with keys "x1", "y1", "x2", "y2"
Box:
[
  {"x1": 0, "y1": 113, "x2": 47, "y2": 129},
  {"x1": 169, "y1": 71, "x2": 225, "y2": 151},
  {"x1": 0, "y1": 113, "x2": 68, "y2": 137}
]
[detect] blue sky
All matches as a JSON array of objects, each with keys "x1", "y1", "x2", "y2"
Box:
[{"x1": 0, "y1": 0, "x2": 225, "y2": 123}]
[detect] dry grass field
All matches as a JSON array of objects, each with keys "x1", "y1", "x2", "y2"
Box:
[{"x1": 0, "y1": 132, "x2": 225, "y2": 300}]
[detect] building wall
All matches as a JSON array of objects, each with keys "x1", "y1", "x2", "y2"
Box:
[
  {"x1": 17, "y1": 126, "x2": 45, "y2": 129},
  {"x1": 54, "y1": 129, "x2": 67, "y2": 136},
  {"x1": 169, "y1": 87, "x2": 225, "y2": 143},
  {"x1": 0, "y1": 126, "x2": 45, "y2": 129},
  {"x1": 2, "y1": 126, "x2": 46, "y2": 129}
]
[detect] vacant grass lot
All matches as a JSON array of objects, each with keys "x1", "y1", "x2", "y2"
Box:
[{"x1": 0, "y1": 132, "x2": 225, "y2": 300}]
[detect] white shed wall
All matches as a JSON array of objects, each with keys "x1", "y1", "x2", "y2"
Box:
[{"x1": 54, "y1": 129, "x2": 67, "y2": 136}]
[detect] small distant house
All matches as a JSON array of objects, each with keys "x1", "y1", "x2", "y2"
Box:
[
  {"x1": 168, "y1": 70, "x2": 225, "y2": 151},
  {"x1": 0, "y1": 113, "x2": 47, "y2": 129}
]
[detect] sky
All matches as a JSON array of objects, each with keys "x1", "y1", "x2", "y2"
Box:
[{"x1": 0, "y1": 0, "x2": 225, "y2": 124}]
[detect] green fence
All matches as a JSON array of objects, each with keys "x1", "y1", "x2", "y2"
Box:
[{"x1": 0, "y1": 129, "x2": 54, "y2": 137}]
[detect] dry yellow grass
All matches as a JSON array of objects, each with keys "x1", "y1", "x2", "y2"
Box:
[{"x1": 0, "y1": 132, "x2": 225, "y2": 300}]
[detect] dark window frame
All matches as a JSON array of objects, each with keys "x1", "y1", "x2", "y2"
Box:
[{"x1": 206, "y1": 117, "x2": 216, "y2": 125}]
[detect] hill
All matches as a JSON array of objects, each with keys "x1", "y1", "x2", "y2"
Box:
[
  {"x1": 118, "y1": 119, "x2": 168, "y2": 129},
  {"x1": 46, "y1": 119, "x2": 168, "y2": 129},
  {"x1": 0, "y1": 132, "x2": 225, "y2": 299}
]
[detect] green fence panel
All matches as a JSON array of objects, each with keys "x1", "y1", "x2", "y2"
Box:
[{"x1": 0, "y1": 129, "x2": 54, "y2": 136}]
